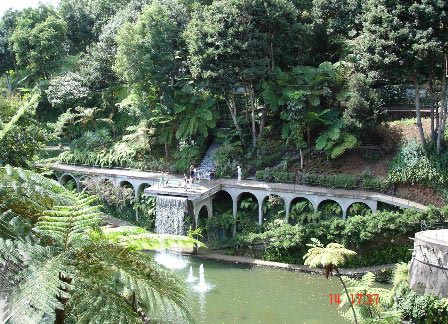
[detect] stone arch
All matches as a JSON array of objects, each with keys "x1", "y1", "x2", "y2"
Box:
[
  {"x1": 212, "y1": 190, "x2": 233, "y2": 218},
  {"x1": 197, "y1": 205, "x2": 211, "y2": 242},
  {"x1": 236, "y1": 192, "x2": 260, "y2": 225},
  {"x1": 118, "y1": 180, "x2": 136, "y2": 204},
  {"x1": 346, "y1": 202, "x2": 373, "y2": 217},
  {"x1": 317, "y1": 199, "x2": 343, "y2": 219},
  {"x1": 262, "y1": 194, "x2": 286, "y2": 224},
  {"x1": 288, "y1": 197, "x2": 315, "y2": 224},
  {"x1": 119, "y1": 180, "x2": 134, "y2": 190},
  {"x1": 78, "y1": 175, "x2": 91, "y2": 192},
  {"x1": 59, "y1": 173, "x2": 78, "y2": 190},
  {"x1": 137, "y1": 182, "x2": 151, "y2": 197}
]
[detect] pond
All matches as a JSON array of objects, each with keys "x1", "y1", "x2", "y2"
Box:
[{"x1": 161, "y1": 253, "x2": 350, "y2": 324}]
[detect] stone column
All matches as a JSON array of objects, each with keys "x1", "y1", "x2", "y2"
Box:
[
  {"x1": 258, "y1": 202, "x2": 263, "y2": 225},
  {"x1": 232, "y1": 197, "x2": 238, "y2": 236}
]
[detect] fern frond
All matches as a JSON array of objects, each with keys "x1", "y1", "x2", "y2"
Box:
[
  {"x1": 3, "y1": 246, "x2": 70, "y2": 324},
  {"x1": 73, "y1": 241, "x2": 193, "y2": 323},
  {"x1": 339, "y1": 272, "x2": 396, "y2": 323},
  {"x1": 102, "y1": 226, "x2": 204, "y2": 250},
  {"x1": 37, "y1": 195, "x2": 102, "y2": 248}
]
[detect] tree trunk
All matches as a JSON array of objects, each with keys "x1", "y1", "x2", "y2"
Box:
[
  {"x1": 225, "y1": 93, "x2": 246, "y2": 146},
  {"x1": 428, "y1": 77, "x2": 436, "y2": 140},
  {"x1": 299, "y1": 148, "x2": 304, "y2": 170},
  {"x1": 164, "y1": 141, "x2": 169, "y2": 161},
  {"x1": 248, "y1": 84, "x2": 257, "y2": 150},
  {"x1": 437, "y1": 55, "x2": 448, "y2": 154},
  {"x1": 413, "y1": 77, "x2": 426, "y2": 149},
  {"x1": 306, "y1": 127, "x2": 311, "y2": 147},
  {"x1": 335, "y1": 268, "x2": 358, "y2": 324}
]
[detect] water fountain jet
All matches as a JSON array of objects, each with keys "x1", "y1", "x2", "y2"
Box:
[
  {"x1": 193, "y1": 264, "x2": 212, "y2": 292},
  {"x1": 186, "y1": 266, "x2": 197, "y2": 283}
]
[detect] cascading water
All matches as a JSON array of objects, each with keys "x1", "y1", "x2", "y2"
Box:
[
  {"x1": 155, "y1": 196, "x2": 187, "y2": 235},
  {"x1": 154, "y1": 195, "x2": 189, "y2": 269}
]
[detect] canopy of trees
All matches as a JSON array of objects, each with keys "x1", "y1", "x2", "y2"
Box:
[{"x1": 0, "y1": 0, "x2": 446, "y2": 171}]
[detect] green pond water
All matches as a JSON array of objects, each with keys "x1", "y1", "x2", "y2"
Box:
[{"x1": 169, "y1": 255, "x2": 350, "y2": 324}]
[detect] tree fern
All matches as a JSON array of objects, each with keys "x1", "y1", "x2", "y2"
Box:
[
  {"x1": 339, "y1": 272, "x2": 400, "y2": 324},
  {"x1": 1, "y1": 167, "x2": 195, "y2": 323},
  {"x1": 304, "y1": 238, "x2": 359, "y2": 324}
]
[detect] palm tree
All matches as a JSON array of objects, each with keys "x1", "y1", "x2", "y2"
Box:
[
  {"x1": 0, "y1": 166, "x2": 198, "y2": 323},
  {"x1": 303, "y1": 238, "x2": 358, "y2": 324}
]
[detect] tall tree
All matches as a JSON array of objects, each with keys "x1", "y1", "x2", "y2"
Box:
[
  {"x1": 0, "y1": 9, "x2": 20, "y2": 74},
  {"x1": 304, "y1": 238, "x2": 358, "y2": 324},
  {"x1": 185, "y1": 0, "x2": 303, "y2": 151},
  {"x1": 10, "y1": 6, "x2": 68, "y2": 77},
  {"x1": 59, "y1": 0, "x2": 95, "y2": 54},
  {"x1": 353, "y1": 0, "x2": 448, "y2": 153}
]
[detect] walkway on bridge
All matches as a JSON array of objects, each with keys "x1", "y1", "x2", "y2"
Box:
[{"x1": 50, "y1": 163, "x2": 428, "y2": 227}]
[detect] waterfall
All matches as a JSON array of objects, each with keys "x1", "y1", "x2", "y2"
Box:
[{"x1": 155, "y1": 195, "x2": 187, "y2": 235}]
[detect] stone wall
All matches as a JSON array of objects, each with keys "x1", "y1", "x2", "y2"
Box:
[{"x1": 409, "y1": 229, "x2": 448, "y2": 297}]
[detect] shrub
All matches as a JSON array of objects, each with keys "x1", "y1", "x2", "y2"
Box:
[
  {"x1": 361, "y1": 175, "x2": 390, "y2": 192},
  {"x1": 224, "y1": 207, "x2": 444, "y2": 267},
  {"x1": 389, "y1": 140, "x2": 440, "y2": 185},
  {"x1": 255, "y1": 169, "x2": 295, "y2": 183},
  {"x1": 299, "y1": 172, "x2": 358, "y2": 189}
]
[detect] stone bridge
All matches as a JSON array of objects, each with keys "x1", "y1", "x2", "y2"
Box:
[{"x1": 50, "y1": 164, "x2": 428, "y2": 228}]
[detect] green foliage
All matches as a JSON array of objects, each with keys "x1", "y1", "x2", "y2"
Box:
[
  {"x1": 304, "y1": 238, "x2": 356, "y2": 269},
  {"x1": 318, "y1": 200, "x2": 343, "y2": 219},
  {"x1": 46, "y1": 72, "x2": 90, "y2": 110},
  {"x1": 390, "y1": 263, "x2": 448, "y2": 323},
  {"x1": 114, "y1": 0, "x2": 187, "y2": 88},
  {"x1": 255, "y1": 169, "x2": 295, "y2": 184},
  {"x1": 0, "y1": 93, "x2": 47, "y2": 167},
  {"x1": 347, "y1": 203, "x2": 372, "y2": 218},
  {"x1": 315, "y1": 119, "x2": 358, "y2": 159},
  {"x1": 298, "y1": 172, "x2": 390, "y2": 192},
  {"x1": 340, "y1": 272, "x2": 397, "y2": 323},
  {"x1": 344, "y1": 245, "x2": 412, "y2": 268},
  {"x1": 227, "y1": 207, "x2": 441, "y2": 267},
  {"x1": 0, "y1": 166, "x2": 193, "y2": 323},
  {"x1": 389, "y1": 141, "x2": 441, "y2": 185},
  {"x1": 205, "y1": 212, "x2": 235, "y2": 242},
  {"x1": 343, "y1": 72, "x2": 384, "y2": 139},
  {"x1": 10, "y1": 6, "x2": 68, "y2": 74}
]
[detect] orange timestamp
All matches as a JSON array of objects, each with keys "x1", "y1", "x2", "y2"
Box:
[{"x1": 329, "y1": 293, "x2": 380, "y2": 305}]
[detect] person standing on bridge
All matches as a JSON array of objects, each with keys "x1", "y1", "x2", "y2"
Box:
[
  {"x1": 190, "y1": 165, "x2": 195, "y2": 179},
  {"x1": 237, "y1": 166, "x2": 241, "y2": 181}
]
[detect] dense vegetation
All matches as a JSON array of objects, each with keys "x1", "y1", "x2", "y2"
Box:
[
  {"x1": 0, "y1": 166, "x2": 197, "y2": 323},
  {"x1": 203, "y1": 197, "x2": 448, "y2": 267},
  {"x1": 1, "y1": 0, "x2": 448, "y2": 322},
  {"x1": 0, "y1": 0, "x2": 446, "y2": 187}
]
